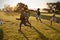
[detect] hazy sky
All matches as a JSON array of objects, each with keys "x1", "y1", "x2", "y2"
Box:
[{"x1": 0, "y1": 0, "x2": 60, "y2": 9}]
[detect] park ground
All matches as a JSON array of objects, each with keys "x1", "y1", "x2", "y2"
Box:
[{"x1": 0, "y1": 11, "x2": 60, "y2": 40}]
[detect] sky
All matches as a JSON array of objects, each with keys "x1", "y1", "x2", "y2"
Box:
[{"x1": 0, "y1": 0, "x2": 60, "y2": 9}]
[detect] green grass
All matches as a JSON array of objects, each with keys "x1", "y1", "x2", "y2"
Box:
[{"x1": 0, "y1": 11, "x2": 60, "y2": 40}]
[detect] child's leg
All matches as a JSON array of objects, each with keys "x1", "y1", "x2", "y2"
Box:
[
  {"x1": 39, "y1": 16, "x2": 42, "y2": 23},
  {"x1": 23, "y1": 20, "x2": 28, "y2": 26},
  {"x1": 51, "y1": 20, "x2": 52, "y2": 25},
  {"x1": 54, "y1": 16, "x2": 56, "y2": 22},
  {"x1": 39, "y1": 19, "x2": 42, "y2": 23},
  {"x1": 27, "y1": 19, "x2": 31, "y2": 27},
  {"x1": 50, "y1": 18, "x2": 53, "y2": 25},
  {"x1": 20, "y1": 20, "x2": 23, "y2": 30},
  {"x1": 36, "y1": 16, "x2": 39, "y2": 21},
  {"x1": 50, "y1": 16, "x2": 56, "y2": 25}
]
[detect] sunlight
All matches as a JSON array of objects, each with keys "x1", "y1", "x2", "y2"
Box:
[{"x1": 0, "y1": 0, "x2": 60, "y2": 9}]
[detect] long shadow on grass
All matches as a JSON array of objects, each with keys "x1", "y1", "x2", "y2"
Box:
[
  {"x1": 31, "y1": 26, "x2": 49, "y2": 40},
  {"x1": 0, "y1": 29, "x2": 4, "y2": 40},
  {"x1": 19, "y1": 30, "x2": 29, "y2": 40},
  {"x1": 42, "y1": 23, "x2": 60, "y2": 33}
]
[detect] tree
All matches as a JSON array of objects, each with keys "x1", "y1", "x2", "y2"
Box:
[
  {"x1": 14, "y1": 2, "x2": 28, "y2": 12},
  {"x1": 3, "y1": 4, "x2": 13, "y2": 12},
  {"x1": 47, "y1": 2, "x2": 60, "y2": 14}
]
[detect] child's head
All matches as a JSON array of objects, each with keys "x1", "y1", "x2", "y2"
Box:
[{"x1": 37, "y1": 8, "x2": 40, "y2": 11}]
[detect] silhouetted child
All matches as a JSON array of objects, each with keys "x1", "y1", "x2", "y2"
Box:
[
  {"x1": 24, "y1": 10, "x2": 31, "y2": 27},
  {"x1": 19, "y1": 8, "x2": 31, "y2": 31},
  {"x1": 36, "y1": 8, "x2": 42, "y2": 23},
  {"x1": 50, "y1": 7, "x2": 56, "y2": 25},
  {"x1": 19, "y1": 8, "x2": 26, "y2": 30}
]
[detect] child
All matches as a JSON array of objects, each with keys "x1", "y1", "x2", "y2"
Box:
[
  {"x1": 36, "y1": 8, "x2": 42, "y2": 23},
  {"x1": 50, "y1": 7, "x2": 56, "y2": 25},
  {"x1": 24, "y1": 10, "x2": 31, "y2": 27}
]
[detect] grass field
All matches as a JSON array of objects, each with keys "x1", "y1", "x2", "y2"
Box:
[{"x1": 0, "y1": 11, "x2": 60, "y2": 40}]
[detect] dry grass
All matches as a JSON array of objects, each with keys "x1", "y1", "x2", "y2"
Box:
[{"x1": 0, "y1": 11, "x2": 60, "y2": 40}]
